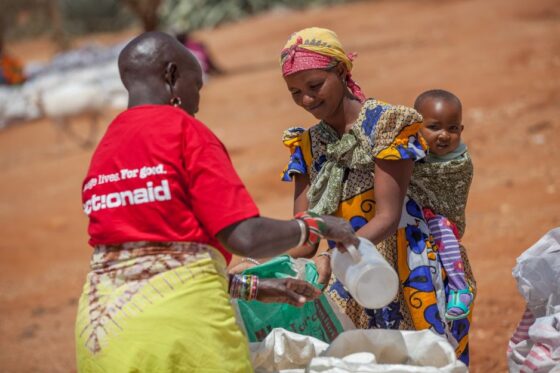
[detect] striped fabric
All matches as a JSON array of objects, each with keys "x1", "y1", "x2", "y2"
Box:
[
  {"x1": 507, "y1": 307, "x2": 560, "y2": 372},
  {"x1": 509, "y1": 307, "x2": 535, "y2": 347},
  {"x1": 427, "y1": 215, "x2": 468, "y2": 290}
]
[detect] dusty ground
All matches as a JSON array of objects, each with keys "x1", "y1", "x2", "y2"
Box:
[{"x1": 1, "y1": 0, "x2": 559, "y2": 371}]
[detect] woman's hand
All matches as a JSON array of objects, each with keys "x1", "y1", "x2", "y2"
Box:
[
  {"x1": 314, "y1": 254, "x2": 332, "y2": 290},
  {"x1": 320, "y1": 215, "x2": 359, "y2": 250},
  {"x1": 256, "y1": 278, "x2": 321, "y2": 307}
]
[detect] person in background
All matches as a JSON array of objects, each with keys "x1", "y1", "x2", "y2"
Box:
[
  {"x1": 0, "y1": 38, "x2": 25, "y2": 85},
  {"x1": 176, "y1": 31, "x2": 224, "y2": 76}
]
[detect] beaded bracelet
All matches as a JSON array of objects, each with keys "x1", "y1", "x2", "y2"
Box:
[
  {"x1": 294, "y1": 211, "x2": 327, "y2": 250},
  {"x1": 241, "y1": 257, "x2": 261, "y2": 265},
  {"x1": 229, "y1": 274, "x2": 259, "y2": 301}
]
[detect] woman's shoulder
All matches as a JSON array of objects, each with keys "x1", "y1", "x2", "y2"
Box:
[
  {"x1": 368, "y1": 98, "x2": 421, "y2": 128},
  {"x1": 356, "y1": 98, "x2": 425, "y2": 160},
  {"x1": 282, "y1": 126, "x2": 306, "y2": 140},
  {"x1": 281, "y1": 126, "x2": 314, "y2": 181},
  {"x1": 357, "y1": 99, "x2": 421, "y2": 138},
  {"x1": 282, "y1": 126, "x2": 306, "y2": 148},
  {"x1": 281, "y1": 124, "x2": 319, "y2": 150},
  {"x1": 362, "y1": 98, "x2": 417, "y2": 114}
]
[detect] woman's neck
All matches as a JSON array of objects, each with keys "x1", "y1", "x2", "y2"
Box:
[
  {"x1": 127, "y1": 83, "x2": 170, "y2": 108},
  {"x1": 323, "y1": 96, "x2": 363, "y2": 137}
]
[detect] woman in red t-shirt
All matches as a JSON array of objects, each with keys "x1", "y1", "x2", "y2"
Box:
[{"x1": 75, "y1": 31, "x2": 357, "y2": 373}]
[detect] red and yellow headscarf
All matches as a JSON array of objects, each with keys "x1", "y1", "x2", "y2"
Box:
[{"x1": 280, "y1": 27, "x2": 365, "y2": 102}]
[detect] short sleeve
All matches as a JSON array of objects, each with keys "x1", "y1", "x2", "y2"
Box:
[
  {"x1": 183, "y1": 123, "x2": 259, "y2": 236},
  {"x1": 281, "y1": 127, "x2": 308, "y2": 181},
  {"x1": 371, "y1": 105, "x2": 427, "y2": 161}
]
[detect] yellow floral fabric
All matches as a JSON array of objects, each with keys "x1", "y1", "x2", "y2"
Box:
[{"x1": 282, "y1": 99, "x2": 472, "y2": 365}]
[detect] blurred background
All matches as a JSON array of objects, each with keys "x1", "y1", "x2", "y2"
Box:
[{"x1": 0, "y1": 0, "x2": 558, "y2": 371}]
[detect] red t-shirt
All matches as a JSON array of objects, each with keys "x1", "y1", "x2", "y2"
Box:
[{"x1": 82, "y1": 105, "x2": 259, "y2": 263}]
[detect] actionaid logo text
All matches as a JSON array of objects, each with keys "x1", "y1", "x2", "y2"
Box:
[{"x1": 83, "y1": 180, "x2": 171, "y2": 215}]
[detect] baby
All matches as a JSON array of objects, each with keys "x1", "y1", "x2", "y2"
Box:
[{"x1": 409, "y1": 89, "x2": 475, "y2": 321}]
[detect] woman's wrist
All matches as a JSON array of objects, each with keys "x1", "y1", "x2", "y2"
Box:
[
  {"x1": 294, "y1": 211, "x2": 327, "y2": 250},
  {"x1": 229, "y1": 274, "x2": 259, "y2": 300}
]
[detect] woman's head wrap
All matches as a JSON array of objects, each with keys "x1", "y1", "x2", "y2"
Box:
[{"x1": 280, "y1": 27, "x2": 365, "y2": 102}]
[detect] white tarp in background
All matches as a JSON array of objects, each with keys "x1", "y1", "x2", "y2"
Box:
[
  {"x1": 0, "y1": 40, "x2": 210, "y2": 129},
  {"x1": 250, "y1": 328, "x2": 468, "y2": 373},
  {"x1": 0, "y1": 43, "x2": 129, "y2": 128},
  {"x1": 508, "y1": 228, "x2": 560, "y2": 372}
]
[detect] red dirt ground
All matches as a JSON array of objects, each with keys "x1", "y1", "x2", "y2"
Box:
[{"x1": 0, "y1": 0, "x2": 559, "y2": 371}]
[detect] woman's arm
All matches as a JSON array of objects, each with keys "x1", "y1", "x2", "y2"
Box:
[
  {"x1": 217, "y1": 173, "x2": 346, "y2": 260},
  {"x1": 228, "y1": 274, "x2": 321, "y2": 306},
  {"x1": 226, "y1": 174, "x2": 314, "y2": 268},
  {"x1": 293, "y1": 173, "x2": 310, "y2": 214},
  {"x1": 356, "y1": 159, "x2": 413, "y2": 244},
  {"x1": 216, "y1": 214, "x2": 357, "y2": 259},
  {"x1": 217, "y1": 217, "x2": 300, "y2": 258}
]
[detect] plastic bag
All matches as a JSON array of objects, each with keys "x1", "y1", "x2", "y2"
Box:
[
  {"x1": 508, "y1": 228, "x2": 560, "y2": 372},
  {"x1": 308, "y1": 329, "x2": 467, "y2": 372},
  {"x1": 250, "y1": 328, "x2": 328, "y2": 372},
  {"x1": 250, "y1": 328, "x2": 467, "y2": 373},
  {"x1": 232, "y1": 256, "x2": 354, "y2": 343},
  {"x1": 512, "y1": 228, "x2": 560, "y2": 317}
]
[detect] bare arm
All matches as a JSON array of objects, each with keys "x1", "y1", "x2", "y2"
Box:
[
  {"x1": 356, "y1": 159, "x2": 413, "y2": 244},
  {"x1": 217, "y1": 214, "x2": 357, "y2": 259},
  {"x1": 293, "y1": 173, "x2": 310, "y2": 215},
  {"x1": 217, "y1": 217, "x2": 300, "y2": 258}
]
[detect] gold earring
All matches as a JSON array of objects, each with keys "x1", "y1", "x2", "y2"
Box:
[{"x1": 170, "y1": 96, "x2": 182, "y2": 107}]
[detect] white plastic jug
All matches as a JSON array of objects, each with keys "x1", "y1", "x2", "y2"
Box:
[{"x1": 331, "y1": 237, "x2": 399, "y2": 309}]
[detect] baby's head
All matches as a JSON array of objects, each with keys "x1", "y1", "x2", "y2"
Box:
[{"x1": 414, "y1": 89, "x2": 463, "y2": 157}]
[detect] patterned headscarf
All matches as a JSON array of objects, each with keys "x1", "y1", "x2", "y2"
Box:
[{"x1": 280, "y1": 27, "x2": 365, "y2": 102}]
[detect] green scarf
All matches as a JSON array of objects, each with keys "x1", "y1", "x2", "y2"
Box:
[{"x1": 307, "y1": 122, "x2": 374, "y2": 215}]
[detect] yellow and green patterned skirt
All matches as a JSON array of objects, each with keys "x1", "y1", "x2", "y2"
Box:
[{"x1": 75, "y1": 242, "x2": 252, "y2": 373}]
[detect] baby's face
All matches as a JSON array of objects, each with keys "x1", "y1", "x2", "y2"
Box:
[{"x1": 418, "y1": 98, "x2": 463, "y2": 156}]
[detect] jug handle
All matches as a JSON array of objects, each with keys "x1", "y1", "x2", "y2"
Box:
[{"x1": 345, "y1": 244, "x2": 361, "y2": 263}]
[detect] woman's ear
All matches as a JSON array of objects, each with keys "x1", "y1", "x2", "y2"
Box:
[
  {"x1": 164, "y1": 62, "x2": 178, "y2": 88},
  {"x1": 335, "y1": 62, "x2": 347, "y2": 79}
]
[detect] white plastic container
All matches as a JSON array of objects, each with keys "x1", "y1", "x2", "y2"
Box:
[{"x1": 331, "y1": 237, "x2": 399, "y2": 309}]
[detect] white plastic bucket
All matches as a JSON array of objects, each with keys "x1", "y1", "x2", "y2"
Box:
[{"x1": 331, "y1": 237, "x2": 399, "y2": 309}]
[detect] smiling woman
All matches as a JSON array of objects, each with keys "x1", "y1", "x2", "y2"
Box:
[
  {"x1": 278, "y1": 27, "x2": 473, "y2": 366},
  {"x1": 285, "y1": 67, "x2": 345, "y2": 119}
]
